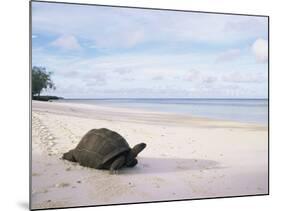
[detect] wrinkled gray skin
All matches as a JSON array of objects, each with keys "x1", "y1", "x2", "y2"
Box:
[{"x1": 62, "y1": 128, "x2": 146, "y2": 174}]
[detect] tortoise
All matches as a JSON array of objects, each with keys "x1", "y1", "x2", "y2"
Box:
[{"x1": 62, "y1": 128, "x2": 146, "y2": 173}]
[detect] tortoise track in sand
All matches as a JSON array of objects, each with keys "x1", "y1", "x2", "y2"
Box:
[
  {"x1": 32, "y1": 111, "x2": 82, "y2": 156},
  {"x1": 32, "y1": 112, "x2": 57, "y2": 155}
]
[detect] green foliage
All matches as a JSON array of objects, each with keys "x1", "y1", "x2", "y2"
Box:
[{"x1": 32, "y1": 66, "x2": 55, "y2": 96}]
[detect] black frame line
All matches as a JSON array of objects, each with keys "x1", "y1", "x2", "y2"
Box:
[
  {"x1": 31, "y1": 0, "x2": 269, "y2": 18},
  {"x1": 29, "y1": 1, "x2": 32, "y2": 210},
  {"x1": 29, "y1": 0, "x2": 270, "y2": 210}
]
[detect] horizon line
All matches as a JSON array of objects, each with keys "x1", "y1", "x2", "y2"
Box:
[{"x1": 58, "y1": 97, "x2": 268, "y2": 100}]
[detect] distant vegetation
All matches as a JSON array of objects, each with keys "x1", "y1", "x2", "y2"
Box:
[{"x1": 32, "y1": 66, "x2": 60, "y2": 101}]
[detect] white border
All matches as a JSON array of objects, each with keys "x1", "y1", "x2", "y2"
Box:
[{"x1": 1, "y1": 0, "x2": 279, "y2": 211}]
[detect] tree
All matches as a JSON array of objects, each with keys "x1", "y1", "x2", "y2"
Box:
[{"x1": 32, "y1": 66, "x2": 55, "y2": 96}]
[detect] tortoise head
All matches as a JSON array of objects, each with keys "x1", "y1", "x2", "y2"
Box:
[{"x1": 126, "y1": 143, "x2": 146, "y2": 167}]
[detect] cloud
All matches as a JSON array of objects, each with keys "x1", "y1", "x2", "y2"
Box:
[
  {"x1": 122, "y1": 77, "x2": 135, "y2": 82},
  {"x1": 224, "y1": 18, "x2": 267, "y2": 36},
  {"x1": 183, "y1": 69, "x2": 218, "y2": 85},
  {"x1": 202, "y1": 75, "x2": 217, "y2": 83},
  {"x1": 85, "y1": 73, "x2": 107, "y2": 86},
  {"x1": 184, "y1": 69, "x2": 200, "y2": 81},
  {"x1": 114, "y1": 68, "x2": 132, "y2": 75},
  {"x1": 33, "y1": 47, "x2": 268, "y2": 98},
  {"x1": 32, "y1": 2, "x2": 268, "y2": 49},
  {"x1": 223, "y1": 71, "x2": 266, "y2": 83},
  {"x1": 152, "y1": 76, "x2": 164, "y2": 81},
  {"x1": 50, "y1": 35, "x2": 81, "y2": 50},
  {"x1": 59, "y1": 70, "x2": 80, "y2": 78},
  {"x1": 31, "y1": 1, "x2": 268, "y2": 99},
  {"x1": 252, "y1": 38, "x2": 268, "y2": 63},
  {"x1": 216, "y1": 49, "x2": 241, "y2": 62}
]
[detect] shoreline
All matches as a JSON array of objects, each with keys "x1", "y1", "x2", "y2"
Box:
[
  {"x1": 31, "y1": 100, "x2": 268, "y2": 209},
  {"x1": 32, "y1": 100, "x2": 267, "y2": 129},
  {"x1": 52, "y1": 98, "x2": 268, "y2": 126}
]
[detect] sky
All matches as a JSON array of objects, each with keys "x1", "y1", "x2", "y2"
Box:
[{"x1": 32, "y1": 2, "x2": 268, "y2": 99}]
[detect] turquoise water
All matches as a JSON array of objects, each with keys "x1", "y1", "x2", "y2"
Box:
[{"x1": 57, "y1": 98, "x2": 268, "y2": 125}]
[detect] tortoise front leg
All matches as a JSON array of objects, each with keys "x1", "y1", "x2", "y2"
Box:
[{"x1": 110, "y1": 155, "x2": 126, "y2": 174}]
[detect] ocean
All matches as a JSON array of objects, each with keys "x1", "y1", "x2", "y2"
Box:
[{"x1": 57, "y1": 98, "x2": 268, "y2": 125}]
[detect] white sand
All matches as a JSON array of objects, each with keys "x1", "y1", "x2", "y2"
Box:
[{"x1": 31, "y1": 100, "x2": 268, "y2": 209}]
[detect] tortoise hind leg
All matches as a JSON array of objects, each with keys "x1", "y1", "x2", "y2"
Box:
[
  {"x1": 62, "y1": 149, "x2": 77, "y2": 162},
  {"x1": 110, "y1": 156, "x2": 126, "y2": 174},
  {"x1": 126, "y1": 158, "x2": 138, "y2": 167}
]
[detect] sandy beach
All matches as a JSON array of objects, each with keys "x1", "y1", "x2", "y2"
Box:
[{"x1": 31, "y1": 100, "x2": 268, "y2": 209}]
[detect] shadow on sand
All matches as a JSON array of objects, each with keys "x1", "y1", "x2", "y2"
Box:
[{"x1": 121, "y1": 157, "x2": 221, "y2": 175}]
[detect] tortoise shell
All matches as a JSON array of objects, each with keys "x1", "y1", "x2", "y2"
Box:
[{"x1": 72, "y1": 128, "x2": 130, "y2": 169}]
